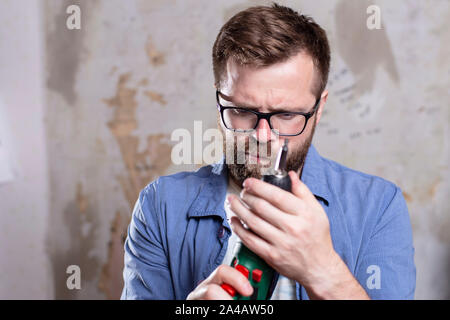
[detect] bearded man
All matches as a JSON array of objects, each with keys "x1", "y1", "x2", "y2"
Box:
[{"x1": 121, "y1": 3, "x2": 416, "y2": 300}]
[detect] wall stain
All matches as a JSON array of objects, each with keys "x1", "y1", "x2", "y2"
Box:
[
  {"x1": 146, "y1": 36, "x2": 165, "y2": 66},
  {"x1": 49, "y1": 182, "x2": 100, "y2": 299},
  {"x1": 95, "y1": 138, "x2": 106, "y2": 155},
  {"x1": 403, "y1": 178, "x2": 449, "y2": 244},
  {"x1": 109, "y1": 66, "x2": 118, "y2": 76},
  {"x1": 335, "y1": 0, "x2": 399, "y2": 96},
  {"x1": 76, "y1": 182, "x2": 88, "y2": 213},
  {"x1": 144, "y1": 90, "x2": 167, "y2": 106},
  {"x1": 101, "y1": 72, "x2": 172, "y2": 298},
  {"x1": 427, "y1": 178, "x2": 441, "y2": 199},
  {"x1": 138, "y1": 78, "x2": 149, "y2": 86},
  {"x1": 46, "y1": 0, "x2": 98, "y2": 106},
  {"x1": 402, "y1": 191, "x2": 412, "y2": 203},
  {"x1": 98, "y1": 211, "x2": 128, "y2": 299}
]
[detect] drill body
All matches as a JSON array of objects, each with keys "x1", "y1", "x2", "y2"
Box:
[{"x1": 222, "y1": 140, "x2": 292, "y2": 300}]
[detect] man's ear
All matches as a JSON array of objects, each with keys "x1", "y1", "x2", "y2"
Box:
[{"x1": 315, "y1": 90, "x2": 328, "y2": 125}]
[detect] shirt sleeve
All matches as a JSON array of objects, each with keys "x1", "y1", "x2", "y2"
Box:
[
  {"x1": 355, "y1": 185, "x2": 416, "y2": 299},
  {"x1": 121, "y1": 183, "x2": 175, "y2": 299}
]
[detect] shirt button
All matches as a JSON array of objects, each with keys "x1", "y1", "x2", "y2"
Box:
[{"x1": 217, "y1": 226, "x2": 225, "y2": 238}]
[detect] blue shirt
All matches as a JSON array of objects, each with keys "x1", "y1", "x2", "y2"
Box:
[{"x1": 121, "y1": 145, "x2": 416, "y2": 300}]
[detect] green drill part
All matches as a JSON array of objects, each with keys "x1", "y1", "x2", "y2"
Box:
[{"x1": 226, "y1": 139, "x2": 292, "y2": 300}]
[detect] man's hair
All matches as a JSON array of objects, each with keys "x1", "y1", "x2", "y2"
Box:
[{"x1": 212, "y1": 3, "x2": 330, "y2": 99}]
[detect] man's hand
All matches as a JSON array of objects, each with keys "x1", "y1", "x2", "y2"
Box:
[
  {"x1": 186, "y1": 265, "x2": 253, "y2": 300},
  {"x1": 228, "y1": 171, "x2": 369, "y2": 299}
]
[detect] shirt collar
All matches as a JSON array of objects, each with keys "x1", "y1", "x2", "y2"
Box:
[
  {"x1": 301, "y1": 144, "x2": 330, "y2": 206},
  {"x1": 188, "y1": 144, "x2": 330, "y2": 220}
]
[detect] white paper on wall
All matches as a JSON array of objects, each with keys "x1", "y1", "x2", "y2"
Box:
[
  {"x1": 0, "y1": 99, "x2": 14, "y2": 185},
  {"x1": 0, "y1": 143, "x2": 14, "y2": 184}
]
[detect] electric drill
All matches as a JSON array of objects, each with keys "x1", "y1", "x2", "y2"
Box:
[{"x1": 221, "y1": 139, "x2": 292, "y2": 300}]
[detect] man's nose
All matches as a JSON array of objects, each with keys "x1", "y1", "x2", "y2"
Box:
[{"x1": 252, "y1": 118, "x2": 277, "y2": 143}]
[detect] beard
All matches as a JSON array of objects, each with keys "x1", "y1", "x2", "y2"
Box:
[{"x1": 219, "y1": 116, "x2": 317, "y2": 187}]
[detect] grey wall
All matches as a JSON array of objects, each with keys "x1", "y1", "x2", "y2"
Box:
[{"x1": 0, "y1": 0, "x2": 448, "y2": 299}]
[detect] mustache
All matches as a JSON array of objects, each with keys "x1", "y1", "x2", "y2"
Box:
[{"x1": 234, "y1": 138, "x2": 274, "y2": 158}]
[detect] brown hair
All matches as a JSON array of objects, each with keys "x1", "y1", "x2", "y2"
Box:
[{"x1": 212, "y1": 3, "x2": 330, "y2": 99}]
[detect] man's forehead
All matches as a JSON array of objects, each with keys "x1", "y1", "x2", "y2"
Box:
[
  {"x1": 220, "y1": 58, "x2": 316, "y2": 111},
  {"x1": 220, "y1": 52, "x2": 316, "y2": 109}
]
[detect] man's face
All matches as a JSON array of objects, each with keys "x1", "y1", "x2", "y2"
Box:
[{"x1": 217, "y1": 51, "x2": 328, "y2": 186}]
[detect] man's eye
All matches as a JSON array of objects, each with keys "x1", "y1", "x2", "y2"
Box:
[
  {"x1": 232, "y1": 109, "x2": 251, "y2": 115},
  {"x1": 278, "y1": 113, "x2": 296, "y2": 120}
]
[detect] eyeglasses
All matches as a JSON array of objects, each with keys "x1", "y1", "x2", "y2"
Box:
[{"x1": 216, "y1": 90, "x2": 321, "y2": 136}]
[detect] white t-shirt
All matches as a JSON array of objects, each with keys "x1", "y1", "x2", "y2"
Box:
[{"x1": 222, "y1": 176, "x2": 297, "y2": 300}]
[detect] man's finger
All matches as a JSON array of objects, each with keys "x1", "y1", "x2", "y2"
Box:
[
  {"x1": 230, "y1": 216, "x2": 273, "y2": 262},
  {"x1": 242, "y1": 176, "x2": 306, "y2": 214},
  {"x1": 190, "y1": 283, "x2": 233, "y2": 300},
  {"x1": 239, "y1": 190, "x2": 289, "y2": 230},
  {"x1": 288, "y1": 171, "x2": 314, "y2": 200},
  {"x1": 229, "y1": 193, "x2": 284, "y2": 242},
  {"x1": 208, "y1": 265, "x2": 253, "y2": 297}
]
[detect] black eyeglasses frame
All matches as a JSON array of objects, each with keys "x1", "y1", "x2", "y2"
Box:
[{"x1": 216, "y1": 90, "x2": 321, "y2": 136}]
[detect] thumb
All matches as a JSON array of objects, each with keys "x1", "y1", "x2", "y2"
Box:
[{"x1": 288, "y1": 170, "x2": 311, "y2": 200}]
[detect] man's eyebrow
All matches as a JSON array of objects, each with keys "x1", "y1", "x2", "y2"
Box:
[
  {"x1": 220, "y1": 93, "x2": 309, "y2": 112},
  {"x1": 234, "y1": 103, "x2": 291, "y2": 112}
]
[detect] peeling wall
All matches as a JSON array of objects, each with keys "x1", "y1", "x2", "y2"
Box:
[{"x1": 0, "y1": 0, "x2": 448, "y2": 299}]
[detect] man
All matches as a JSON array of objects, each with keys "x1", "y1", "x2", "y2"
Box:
[{"x1": 121, "y1": 4, "x2": 415, "y2": 300}]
